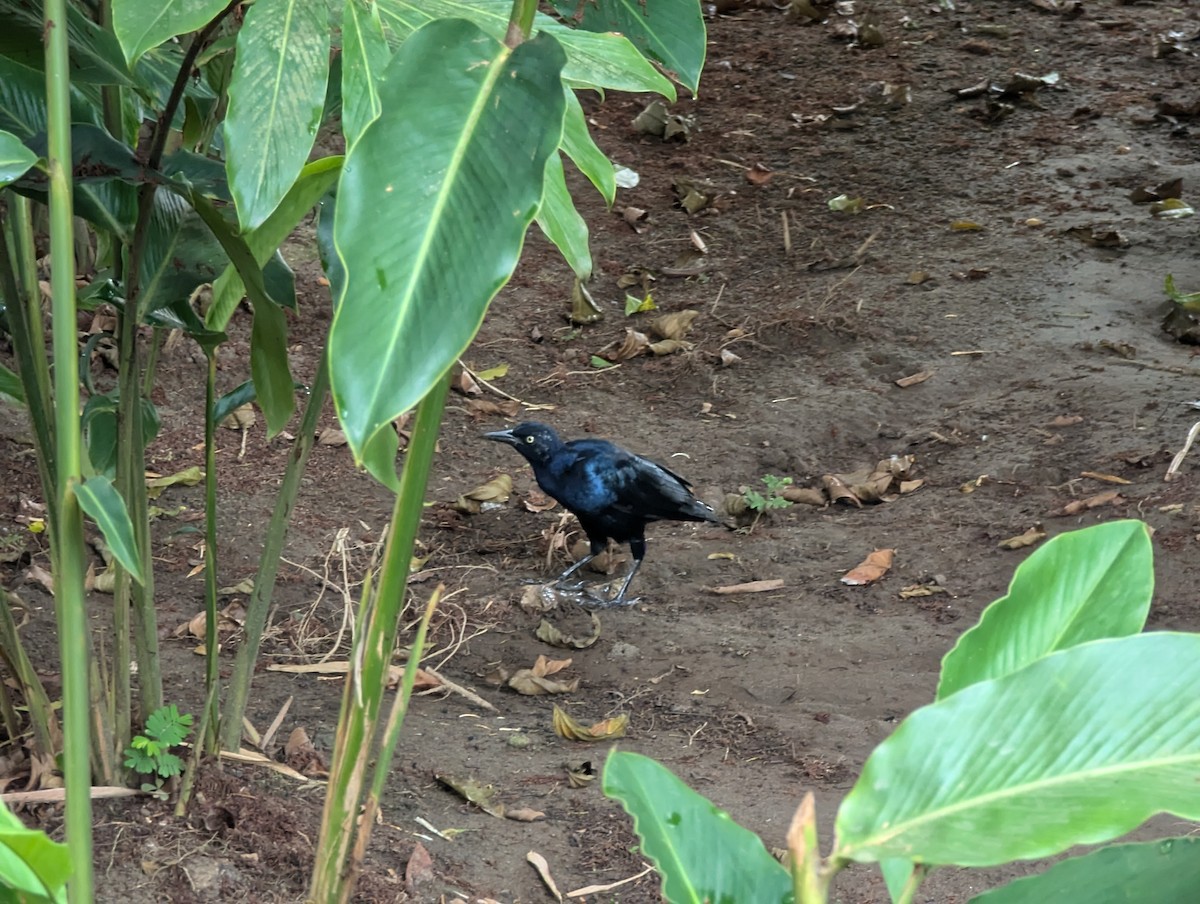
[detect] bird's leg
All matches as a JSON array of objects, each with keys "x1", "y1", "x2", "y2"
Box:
[
  {"x1": 583, "y1": 539, "x2": 645, "y2": 609},
  {"x1": 553, "y1": 539, "x2": 605, "y2": 590}
]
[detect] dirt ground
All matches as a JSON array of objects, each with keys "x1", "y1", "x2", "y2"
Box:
[{"x1": 5, "y1": 1, "x2": 1200, "y2": 901}]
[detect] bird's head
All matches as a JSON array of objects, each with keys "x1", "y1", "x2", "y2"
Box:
[{"x1": 484, "y1": 421, "x2": 562, "y2": 465}]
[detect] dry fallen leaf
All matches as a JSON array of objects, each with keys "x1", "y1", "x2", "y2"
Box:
[
  {"x1": 317, "y1": 426, "x2": 347, "y2": 446},
  {"x1": 523, "y1": 490, "x2": 558, "y2": 513},
  {"x1": 552, "y1": 705, "x2": 628, "y2": 742},
  {"x1": 1047, "y1": 415, "x2": 1084, "y2": 428},
  {"x1": 527, "y1": 851, "x2": 563, "y2": 903},
  {"x1": 895, "y1": 370, "x2": 933, "y2": 388},
  {"x1": 602, "y1": 329, "x2": 651, "y2": 362},
  {"x1": 651, "y1": 310, "x2": 699, "y2": 341},
  {"x1": 536, "y1": 614, "x2": 602, "y2": 649},
  {"x1": 454, "y1": 474, "x2": 513, "y2": 514},
  {"x1": 707, "y1": 579, "x2": 785, "y2": 595},
  {"x1": 781, "y1": 486, "x2": 827, "y2": 507},
  {"x1": 999, "y1": 524, "x2": 1047, "y2": 550},
  {"x1": 899, "y1": 582, "x2": 948, "y2": 599},
  {"x1": 507, "y1": 655, "x2": 580, "y2": 696},
  {"x1": 405, "y1": 841, "x2": 435, "y2": 896},
  {"x1": 1080, "y1": 470, "x2": 1131, "y2": 485},
  {"x1": 841, "y1": 549, "x2": 895, "y2": 585},
  {"x1": 464, "y1": 398, "x2": 521, "y2": 419},
  {"x1": 648, "y1": 338, "x2": 693, "y2": 356},
  {"x1": 1056, "y1": 490, "x2": 1122, "y2": 517},
  {"x1": 436, "y1": 773, "x2": 505, "y2": 818},
  {"x1": 506, "y1": 807, "x2": 546, "y2": 822}
]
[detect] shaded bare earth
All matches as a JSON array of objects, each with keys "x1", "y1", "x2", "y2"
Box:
[{"x1": 5, "y1": 1, "x2": 1200, "y2": 901}]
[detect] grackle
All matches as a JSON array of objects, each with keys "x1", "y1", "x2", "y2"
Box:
[{"x1": 485, "y1": 422, "x2": 722, "y2": 607}]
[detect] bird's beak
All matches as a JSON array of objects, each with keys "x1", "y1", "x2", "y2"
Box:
[{"x1": 483, "y1": 428, "x2": 519, "y2": 447}]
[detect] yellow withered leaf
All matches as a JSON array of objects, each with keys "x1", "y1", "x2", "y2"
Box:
[{"x1": 552, "y1": 705, "x2": 628, "y2": 742}]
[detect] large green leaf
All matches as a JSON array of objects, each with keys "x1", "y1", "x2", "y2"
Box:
[
  {"x1": 0, "y1": 800, "x2": 69, "y2": 904},
  {"x1": 135, "y1": 191, "x2": 217, "y2": 320},
  {"x1": 561, "y1": 88, "x2": 615, "y2": 206},
  {"x1": 249, "y1": 296, "x2": 295, "y2": 437},
  {"x1": 937, "y1": 520, "x2": 1152, "y2": 699},
  {"x1": 835, "y1": 632, "x2": 1200, "y2": 867},
  {"x1": 329, "y1": 20, "x2": 566, "y2": 484},
  {"x1": 74, "y1": 476, "x2": 144, "y2": 585},
  {"x1": 183, "y1": 188, "x2": 279, "y2": 311},
  {"x1": 224, "y1": 0, "x2": 331, "y2": 230},
  {"x1": 375, "y1": 0, "x2": 674, "y2": 98},
  {"x1": 0, "y1": 0, "x2": 137, "y2": 87},
  {"x1": 81, "y1": 394, "x2": 161, "y2": 478},
  {"x1": 0, "y1": 55, "x2": 102, "y2": 140},
  {"x1": 112, "y1": 0, "x2": 232, "y2": 65},
  {"x1": 551, "y1": 0, "x2": 706, "y2": 95},
  {"x1": 0, "y1": 128, "x2": 37, "y2": 186},
  {"x1": 207, "y1": 156, "x2": 342, "y2": 330},
  {"x1": 603, "y1": 751, "x2": 792, "y2": 904},
  {"x1": 536, "y1": 152, "x2": 591, "y2": 280},
  {"x1": 0, "y1": 362, "x2": 24, "y2": 404},
  {"x1": 969, "y1": 837, "x2": 1200, "y2": 904},
  {"x1": 341, "y1": 0, "x2": 391, "y2": 149}
]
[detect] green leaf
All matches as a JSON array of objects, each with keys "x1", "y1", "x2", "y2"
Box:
[
  {"x1": 207, "y1": 156, "x2": 342, "y2": 330},
  {"x1": 0, "y1": 128, "x2": 37, "y2": 186},
  {"x1": 136, "y1": 191, "x2": 219, "y2": 320},
  {"x1": 969, "y1": 837, "x2": 1200, "y2": 904},
  {"x1": 0, "y1": 55, "x2": 103, "y2": 140},
  {"x1": 536, "y1": 153, "x2": 592, "y2": 280},
  {"x1": 328, "y1": 21, "x2": 566, "y2": 484},
  {"x1": 74, "y1": 476, "x2": 145, "y2": 585},
  {"x1": 181, "y1": 188, "x2": 278, "y2": 311},
  {"x1": 0, "y1": 0, "x2": 137, "y2": 87},
  {"x1": 603, "y1": 751, "x2": 792, "y2": 904},
  {"x1": 0, "y1": 800, "x2": 70, "y2": 904},
  {"x1": 316, "y1": 190, "x2": 344, "y2": 299},
  {"x1": 835, "y1": 632, "x2": 1200, "y2": 867},
  {"x1": 112, "y1": 0, "x2": 233, "y2": 65},
  {"x1": 551, "y1": 0, "x2": 707, "y2": 95},
  {"x1": 212, "y1": 380, "x2": 255, "y2": 426},
  {"x1": 146, "y1": 704, "x2": 193, "y2": 745},
  {"x1": 224, "y1": 0, "x2": 331, "y2": 230},
  {"x1": 0, "y1": 362, "x2": 25, "y2": 404},
  {"x1": 341, "y1": 0, "x2": 391, "y2": 149},
  {"x1": 250, "y1": 296, "x2": 295, "y2": 437},
  {"x1": 590, "y1": 355, "x2": 614, "y2": 368},
  {"x1": 937, "y1": 520, "x2": 1153, "y2": 699},
  {"x1": 375, "y1": 0, "x2": 674, "y2": 97},
  {"x1": 1165, "y1": 273, "x2": 1200, "y2": 311},
  {"x1": 561, "y1": 88, "x2": 615, "y2": 206},
  {"x1": 81, "y1": 394, "x2": 161, "y2": 479}
]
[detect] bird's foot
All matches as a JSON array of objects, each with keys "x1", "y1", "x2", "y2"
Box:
[
  {"x1": 552, "y1": 579, "x2": 588, "y2": 593},
  {"x1": 579, "y1": 591, "x2": 641, "y2": 610}
]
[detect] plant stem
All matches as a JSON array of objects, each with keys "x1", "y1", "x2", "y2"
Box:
[
  {"x1": 504, "y1": 0, "x2": 539, "y2": 48},
  {"x1": 895, "y1": 863, "x2": 929, "y2": 904},
  {"x1": 219, "y1": 344, "x2": 331, "y2": 752},
  {"x1": 0, "y1": 196, "x2": 58, "y2": 509},
  {"x1": 309, "y1": 374, "x2": 450, "y2": 903},
  {"x1": 44, "y1": 0, "x2": 93, "y2": 895},
  {"x1": 202, "y1": 352, "x2": 220, "y2": 753},
  {"x1": 347, "y1": 586, "x2": 442, "y2": 888}
]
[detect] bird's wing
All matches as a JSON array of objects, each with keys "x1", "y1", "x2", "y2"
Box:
[{"x1": 605, "y1": 452, "x2": 712, "y2": 521}]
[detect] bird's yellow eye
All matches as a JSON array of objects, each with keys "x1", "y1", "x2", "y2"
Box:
[{"x1": 525, "y1": 435, "x2": 536, "y2": 444}]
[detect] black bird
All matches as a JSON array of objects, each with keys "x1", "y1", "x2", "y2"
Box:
[{"x1": 484, "y1": 422, "x2": 722, "y2": 607}]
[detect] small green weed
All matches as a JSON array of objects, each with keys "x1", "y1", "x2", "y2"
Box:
[
  {"x1": 124, "y1": 704, "x2": 193, "y2": 799},
  {"x1": 743, "y1": 474, "x2": 793, "y2": 515}
]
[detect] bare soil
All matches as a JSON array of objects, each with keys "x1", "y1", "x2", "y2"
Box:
[{"x1": 4, "y1": 1, "x2": 1200, "y2": 901}]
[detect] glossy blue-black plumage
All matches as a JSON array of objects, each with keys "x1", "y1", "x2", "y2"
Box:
[{"x1": 485, "y1": 422, "x2": 721, "y2": 606}]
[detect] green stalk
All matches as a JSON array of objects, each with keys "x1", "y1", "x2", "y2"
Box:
[
  {"x1": 309, "y1": 374, "x2": 450, "y2": 903},
  {"x1": 0, "y1": 589, "x2": 60, "y2": 757},
  {"x1": 44, "y1": 0, "x2": 94, "y2": 895},
  {"x1": 0, "y1": 196, "x2": 57, "y2": 510},
  {"x1": 346, "y1": 586, "x2": 441, "y2": 888},
  {"x1": 202, "y1": 351, "x2": 220, "y2": 753},
  {"x1": 504, "y1": 0, "x2": 539, "y2": 48},
  {"x1": 895, "y1": 863, "x2": 928, "y2": 904},
  {"x1": 219, "y1": 344, "x2": 331, "y2": 752}
]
